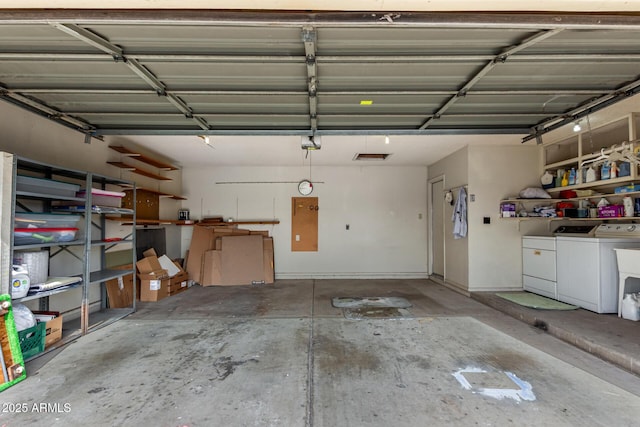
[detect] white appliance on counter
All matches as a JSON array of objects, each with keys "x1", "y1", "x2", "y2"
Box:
[{"x1": 555, "y1": 223, "x2": 640, "y2": 314}]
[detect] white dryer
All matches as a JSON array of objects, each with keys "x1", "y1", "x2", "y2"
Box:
[{"x1": 556, "y1": 223, "x2": 640, "y2": 313}]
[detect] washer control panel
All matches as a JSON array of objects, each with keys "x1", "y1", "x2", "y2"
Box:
[{"x1": 594, "y1": 223, "x2": 640, "y2": 238}]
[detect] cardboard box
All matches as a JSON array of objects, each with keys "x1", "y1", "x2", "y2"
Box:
[
  {"x1": 136, "y1": 252, "x2": 169, "y2": 302},
  {"x1": 139, "y1": 276, "x2": 169, "y2": 301},
  {"x1": 168, "y1": 269, "x2": 189, "y2": 295},
  {"x1": 33, "y1": 311, "x2": 63, "y2": 348},
  {"x1": 105, "y1": 264, "x2": 135, "y2": 307}
]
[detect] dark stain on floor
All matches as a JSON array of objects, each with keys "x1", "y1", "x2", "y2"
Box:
[
  {"x1": 314, "y1": 334, "x2": 382, "y2": 374},
  {"x1": 213, "y1": 356, "x2": 259, "y2": 381}
]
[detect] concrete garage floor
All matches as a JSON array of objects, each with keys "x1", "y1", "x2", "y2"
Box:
[{"x1": 2, "y1": 279, "x2": 640, "y2": 426}]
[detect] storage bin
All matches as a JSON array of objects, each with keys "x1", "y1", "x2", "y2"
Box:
[
  {"x1": 18, "y1": 322, "x2": 46, "y2": 359},
  {"x1": 76, "y1": 189, "x2": 125, "y2": 207},
  {"x1": 13, "y1": 250, "x2": 49, "y2": 284},
  {"x1": 14, "y1": 227, "x2": 79, "y2": 245},
  {"x1": 16, "y1": 175, "x2": 80, "y2": 197},
  {"x1": 14, "y1": 212, "x2": 82, "y2": 229}
]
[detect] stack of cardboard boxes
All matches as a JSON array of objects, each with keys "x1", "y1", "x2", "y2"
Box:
[
  {"x1": 136, "y1": 248, "x2": 189, "y2": 301},
  {"x1": 106, "y1": 249, "x2": 189, "y2": 304},
  {"x1": 186, "y1": 223, "x2": 274, "y2": 286},
  {"x1": 106, "y1": 223, "x2": 275, "y2": 305}
]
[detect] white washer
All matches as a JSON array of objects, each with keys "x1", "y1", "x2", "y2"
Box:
[{"x1": 556, "y1": 223, "x2": 640, "y2": 313}]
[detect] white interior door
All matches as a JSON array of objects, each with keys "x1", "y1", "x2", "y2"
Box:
[{"x1": 430, "y1": 178, "x2": 445, "y2": 278}]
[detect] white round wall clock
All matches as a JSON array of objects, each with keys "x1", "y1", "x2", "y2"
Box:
[{"x1": 298, "y1": 179, "x2": 313, "y2": 195}]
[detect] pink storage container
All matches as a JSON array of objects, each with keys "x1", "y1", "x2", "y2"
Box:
[{"x1": 76, "y1": 189, "x2": 125, "y2": 207}]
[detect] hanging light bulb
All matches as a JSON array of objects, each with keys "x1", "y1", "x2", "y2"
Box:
[
  {"x1": 573, "y1": 121, "x2": 581, "y2": 132},
  {"x1": 385, "y1": 135, "x2": 390, "y2": 145}
]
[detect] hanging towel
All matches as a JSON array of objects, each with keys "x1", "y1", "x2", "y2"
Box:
[{"x1": 452, "y1": 187, "x2": 467, "y2": 239}]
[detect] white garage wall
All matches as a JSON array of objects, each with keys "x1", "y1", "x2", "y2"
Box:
[
  {"x1": 181, "y1": 165, "x2": 429, "y2": 278},
  {"x1": 467, "y1": 144, "x2": 541, "y2": 291}
]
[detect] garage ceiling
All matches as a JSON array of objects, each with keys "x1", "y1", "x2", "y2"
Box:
[{"x1": 1, "y1": 11, "x2": 640, "y2": 143}]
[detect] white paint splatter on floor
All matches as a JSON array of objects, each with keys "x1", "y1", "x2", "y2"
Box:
[{"x1": 453, "y1": 366, "x2": 536, "y2": 402}]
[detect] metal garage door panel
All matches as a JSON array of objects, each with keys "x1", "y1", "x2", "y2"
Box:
[
  {"x1": 77, "y1": 113, "x2": 198, "y2": 129},
  {"x1": 318, "y1": 93, "x2": 443, "y2": 115},
  {"x1": 147, "y1": 62, "x2": 307, "y2": 91},
  {"x1": 319, "y1": 115, "x2": 423, "y2": 129},
  {"x1": 448, "y1": 94, "x2": 596, "y2": 115},
  {"x1": 0, "y1": 24, "x2": 99, "y2": 53},
  {"x1": 319, "y1": 62, "x2": 481, "y2": 91},
  {"x1": 182, "y1": 93, "x2": 309, "y2": 114},
  {"x1": 476, "y1": 61, "x2": 640, "y2": 91},
  {"x1": 86, "y1": 24, "x2": 305, "y2": 55},
  {"x1": 84, "y1": 113, "x2": 310, "y2": 130},
  {"x1": 200, "y1": 114, "x2": 309, "y2": 130},
  {"x1": 0, "y1": 60, "x2": 145, "y2": 89},
  {"x1": 434, "y1": 115, "x2": 548, "y2": 129},
  {"x1": 317, "y1": 27, "x2": 535, "y2": 55},
  {"x1": 523, "y1": 29, "x2": 640, "y2": 54},
  {"x1": 34, "y1": 93, "x2": 178, "y2": 113}
]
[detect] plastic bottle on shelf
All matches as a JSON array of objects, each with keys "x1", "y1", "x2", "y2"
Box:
[
  {"x1": 557, "y1": 169, "x2": 566, "y2": 186},
  {"x1": 585, "y1": 166, "x2": 597, "y2": 183},
  {"x1": 597, "y1": 197, "x2": 609, "y2": 208},
  {"x1": 610, "y1": 162, "x2": 618, "y2": 178},
  {"x1": 11, "y1": 265, "x2": 30, "y2": 299},
  {"x1": 623, "y1": 196, "x2": 634, "y2": 217},
  {"x1": 568, "y1": 168, "x2": 576, "y2": 185},
  {"x1": 601, "y1": 162, "x2": 611, "y2": 180},
  {"x1": 561, "y1": 171, "x2": 569, "y2": 187}
]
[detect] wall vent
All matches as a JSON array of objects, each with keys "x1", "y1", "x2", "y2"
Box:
[{"x1": 353, "y1": 153, "x2": 392, "y2": 161}]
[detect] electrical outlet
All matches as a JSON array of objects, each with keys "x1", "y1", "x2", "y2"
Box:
[
  {"x1": 483, "y1": 216, "x2": 491, "y2": 224},
  {"x1": 295, "y1": 234, "x2": 301, "y2": 241},
  {"x1": 418, "y1": 213, "x2": 423, "y2": 219},
  {"x1": 346, "y1": 224, "x2": 350, "y2": 230}
]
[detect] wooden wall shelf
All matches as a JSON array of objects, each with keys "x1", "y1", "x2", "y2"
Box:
[
  {"x1": 228, "y1": 220, "x2": 280, "y2": 225},
  {"x1": 107, "y1": 161, "x2": 172, "y2": 181},
  {"x1": 120, "y1": 186, "x2": 186, "y2": 200},
  {"x1": 109, "y1": 146, "x2": 178, "y2": 171},
  {"x1": 105, "y1": 217, "x2": 196, "y2": 226}
]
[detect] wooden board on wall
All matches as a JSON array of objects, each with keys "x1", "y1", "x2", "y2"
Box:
[
  {"x1": 291, "y1": 197, "x2": 318, "y2": 252},
  {"x1": 122, "y1": 189, "x2": 159, "y2": 220}
]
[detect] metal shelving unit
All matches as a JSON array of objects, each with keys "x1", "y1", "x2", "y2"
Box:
[{"x1": 8, "y1": 154, "x2": 137, "y2": 357}]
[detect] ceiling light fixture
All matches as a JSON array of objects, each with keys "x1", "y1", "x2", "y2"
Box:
[
  {"x1": 573, "y1": 121, "x2": 582, "y2": 132},
  {"x1": 385, "y1": 135, "x2": 390, "y2": 145},
  {"x1": 198, "y1": 135, "x2": 210, "y2": 145}
]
